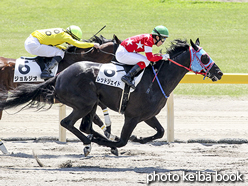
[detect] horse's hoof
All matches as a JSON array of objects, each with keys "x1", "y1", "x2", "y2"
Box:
[
  {"x1": 104, "y1": 131, "x2": 110, "y2": 138},
  {"x1": 0, "y1": 141, "x2": 9, "y2": 154},
  {"x1": 111, "y1": 147, "x2": 118, "y2": 156},
  {"x1": 109, "y1": 134, "x2": 119, "y2": 142},
  {"x1": 129, "y1": 135, "x2": 137, "y2": 142},
  {"x1": 84, "y1": 145, "x2": 92, "y2": 157},
  {"x1": 106, "y1": 126, "x2": 111, "y2": 134},
  {"x1": 87, "y1": 134, "x2": 93, "y2": 140}
]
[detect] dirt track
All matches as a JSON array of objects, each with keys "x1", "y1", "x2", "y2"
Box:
[
  {"x1": 0, "y1": 95, "x2": 248, "y2": 185},
  {"x1": 1, "y1": 0, "x2": 247, "y2": 184}
]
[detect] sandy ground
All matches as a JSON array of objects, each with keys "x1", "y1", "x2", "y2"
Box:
[
  {"x1": 1, "y1": 0, "x2": 248, "y2": 183},
  {"x1": 0, "y1": 95, "x2": 248, "y2": 186}
]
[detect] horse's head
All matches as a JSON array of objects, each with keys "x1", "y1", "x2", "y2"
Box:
[{"x1": 189, "y1": 38, "x2": 223, "y2": 81}]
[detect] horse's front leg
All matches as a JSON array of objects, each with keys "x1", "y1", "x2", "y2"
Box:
[
  {"x1": 98, "y1": 102, "x2": 115, "y2": 139},
  {"x1": 92, "y1": 117, "x2": 139, "y2": 154},
  {"x1": 130, "y1": 116, "x2": 164, "y2": 144}
]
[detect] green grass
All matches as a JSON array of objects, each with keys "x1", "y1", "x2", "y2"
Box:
[{"x1": 0, "y1": 0, "x2": 247, "y2": 96}]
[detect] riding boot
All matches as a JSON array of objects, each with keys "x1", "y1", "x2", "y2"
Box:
[
  {"x1": 121, "y1": 64, "x2": 142, "y2": 89},
  {"x1": 40, "y1": 56, "x2": 62, "y2": 79}
]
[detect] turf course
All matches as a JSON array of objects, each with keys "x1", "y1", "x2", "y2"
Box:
[{"x1": 0, "y1": 0, "x2": 247, "y2": 96}]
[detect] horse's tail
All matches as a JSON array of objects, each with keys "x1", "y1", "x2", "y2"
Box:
[{"x1": 0, "y1": 76, "x2": 58, "y2": 111}]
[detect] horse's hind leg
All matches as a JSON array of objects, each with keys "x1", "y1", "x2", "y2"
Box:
[
  {"x1": 61, "y1": 107, "x2": 97, "y2": 156},
  {"x1": 0, "y1": 110, "x2": 2, "y2": 120},
  {"x1": 61, "y1": 109, "x2": 92, "y2": 145},
  {"x1": 0, "y1": 93, "x2": 7, "y2": 120},
  {"x1": 130, "y1": 116, "x2": 165, "y2": 144}
]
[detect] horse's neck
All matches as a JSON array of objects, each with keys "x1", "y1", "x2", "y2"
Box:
[
  {"x1": 58, "y1": 42, "x2": 115, "y2": 73},
  {"x1": 159, "y1": 50, "x2": 190, "y2": 96},
  {"x1": 58, "y1": 52, "x2": 87, "y2": 73}
]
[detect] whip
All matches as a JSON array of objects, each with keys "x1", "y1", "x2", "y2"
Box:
[{"x1": 89, "y1": 25, "x2": 106, "y2": 40}]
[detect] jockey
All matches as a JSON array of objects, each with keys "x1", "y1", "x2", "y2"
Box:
[
  {"x1": 24, "y1": 25, "x2": 99, "y2": 79},
  {"x1": 116, "y1": 25, "x2": 170, "y2": 89}
]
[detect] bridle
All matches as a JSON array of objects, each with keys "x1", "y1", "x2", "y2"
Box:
[
  {"x1": 168, "y1": 46, "x2": 215, "y2": 79},
  {"x1": 149, "y1": 45, "x2": 215, "y2": 98}
]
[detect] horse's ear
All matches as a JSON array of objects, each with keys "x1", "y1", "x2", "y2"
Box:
[
  {"x1": 195, "y1": 38, "x2": 200, "y2": 46},
  {"x1": 113, "y1": 34, "x2": 121, "y2": 44},
  {"x1": 190, "y1": 39, "x2": 198, "y2": 51}
]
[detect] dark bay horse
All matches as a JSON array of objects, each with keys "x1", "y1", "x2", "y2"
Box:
[
  {"x1": 0, "y1": 35, "x2": 121, "y2": 136},
  {"x1": 0, "y1": 38, "x2": 223, "y2": 156}
]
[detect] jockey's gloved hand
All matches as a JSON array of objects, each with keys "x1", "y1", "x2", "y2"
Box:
[
  {"x1": 162, "y1": 54, "x2": 170, "y2": 60},
  {"x1": 94, "y1": 43, "x2": 100, "y2": 49}
]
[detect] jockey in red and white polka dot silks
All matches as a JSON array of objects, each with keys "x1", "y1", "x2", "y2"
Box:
[{"x1": 116, "y1": 25, "x2": 170, "y2": 90}]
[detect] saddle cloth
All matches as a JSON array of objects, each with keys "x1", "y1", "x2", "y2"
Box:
[
  {"x1": 96, "y1": 63, "x2": 144, "y2": 92},
  {"x1": 14, "y1": 57, "x2": 58, "y2": 82}
]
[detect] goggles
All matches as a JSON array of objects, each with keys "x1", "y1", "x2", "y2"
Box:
[{"x1": 160, "y1": 37, "x2": 167, "y2": 43}]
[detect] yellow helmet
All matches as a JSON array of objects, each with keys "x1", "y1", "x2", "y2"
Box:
[{"x1": 66, "y1": 25, "x2": 83, "y2": 41}]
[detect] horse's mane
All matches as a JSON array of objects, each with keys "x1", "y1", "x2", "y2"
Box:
[
  {"x1": 66, "y1": 35, "x2": 113, "y2": 53},
  {"x1": 83, "y1": 35, "x2": 113, "y2": 45},
  {"x1": 166, "y1": 39, "x2": 189, "y2": 58}
]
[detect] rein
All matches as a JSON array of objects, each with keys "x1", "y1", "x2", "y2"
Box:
[
  {"x1": 168, "y1": 46, "x2": 215, "y2": 79},
  {"x1": 146, "y1": 61, "x2": 169, "y2": 99},
  {"x1": 151, "y1": 65, "x2": 169, "y2": 99},
  {"x1": 66, "y1": 47, "x2": 94, "y2": 55},
  {"x1": 148, "y1": 46, "x2": 215, "y2": 98},
  {"x1": 98, "y1": 48, "x2": 115, "y2": 56}
]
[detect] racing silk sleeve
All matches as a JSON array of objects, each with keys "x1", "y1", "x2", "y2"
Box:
[
  {"x1": 56, "y1": 42, "x2": 70, "y2": 50},
  {"x1": 62, "y1": 33, "x2": 94, "y2": 48},
  {"x1": 31, "y1": 28, "x2": 94, "y2": 49},
  {"x1": 121, "y1": 34, "x2": 162, "y2": 62},
  {"x1": 144, "y1": 46, "x2": 162, "y2": 62}
]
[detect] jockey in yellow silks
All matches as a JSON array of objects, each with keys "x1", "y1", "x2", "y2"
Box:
[{"x1": 24, "y1": 25, "x2": 99, "y2": 79}]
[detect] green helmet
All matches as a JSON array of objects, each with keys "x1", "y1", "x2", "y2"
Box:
[
  {"x1": 66, "y1": 25, "x2": 83, "y2": 41},
  {"x1": 151, "y1": 25, "x2": 169, "y2": 38}
]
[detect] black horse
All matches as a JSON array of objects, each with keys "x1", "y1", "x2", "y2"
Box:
[
  {"x1": 0, "y1": 38, "x2": 223, "y2": 156},
  {"x1": 0, "y1": 35, "x2": 121, "y2": 141}
]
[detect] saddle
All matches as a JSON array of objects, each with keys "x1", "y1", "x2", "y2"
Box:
[
  {"x1": 24, "y1": 56, "x2": 53, "y2": 70},
  {"x1": 96, "y1": 62, "x2": 144, "y2": 114}
]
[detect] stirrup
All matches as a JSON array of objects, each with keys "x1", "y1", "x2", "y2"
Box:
[
  {"x1": 121, "y1": 76, "x2": 136, "y2": 89},
  {"x1": 40, "y1": 71, "x2": 54, "y2": 79}
]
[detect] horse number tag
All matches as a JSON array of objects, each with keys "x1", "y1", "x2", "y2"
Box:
[
  {"x1": 96, "y1": 63, "x2": 144, "y2": 91},
  {"x1": 96, "y1": 64, "x2": 125, "y2": 89},
  {"x1": 14, "y1": 57, "x2": 58, "y2": 82}
]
